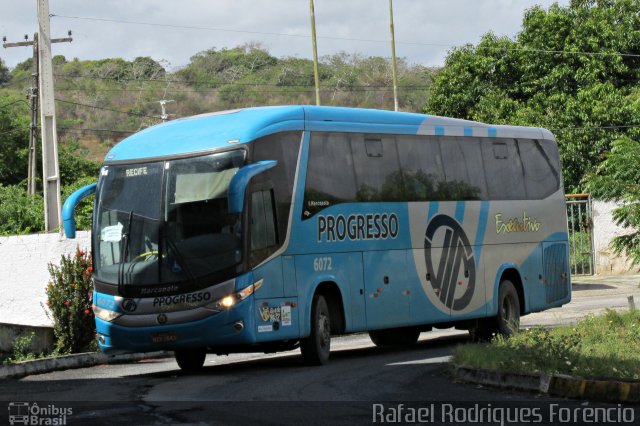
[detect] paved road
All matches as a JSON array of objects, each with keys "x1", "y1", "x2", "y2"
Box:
[
  {"x1": 524, "y1": 274, "x2": 640, "y2": 327},
  {"x1": 1, "y1": 277, "x2": 638, "y2": 425}
]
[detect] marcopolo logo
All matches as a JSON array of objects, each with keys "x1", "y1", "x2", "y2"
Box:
[
  {"x1": 121, "y1": 298, "x2": 138, "y2": 313},
  {"x1": 424, "y1": 214, "x2": 475, "y2": 311}
]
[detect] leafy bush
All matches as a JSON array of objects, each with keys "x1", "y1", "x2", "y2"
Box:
[
  {"x1": 45, "y1": 249, "x2": 96, "y2": 354},
  {"x1": 0, "y1": 184, "x2": 44, "y2": 235},
  {"x1": 2, "y1": 333, "x2": 45, "y2": 364}
]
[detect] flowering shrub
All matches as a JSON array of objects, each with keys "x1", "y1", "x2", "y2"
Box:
[{"x1": 45, "y1": 248, "x2": 96, "y2": 354}]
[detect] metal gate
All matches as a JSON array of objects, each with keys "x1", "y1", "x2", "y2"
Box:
[{"x1": 565, "y1": 194, "x2": 595, "y2": 275}]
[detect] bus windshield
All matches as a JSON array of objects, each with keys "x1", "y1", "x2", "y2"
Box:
[{"x1": 93, "y1": 150, "x2": 246, "y2": 291}]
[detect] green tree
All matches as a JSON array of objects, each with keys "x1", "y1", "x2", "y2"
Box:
[
  {"x1": 0, "y1": 57, "x2": 10, "y2": 86},
  {"x1": 425, "y1": 0, "x2": 640, "y2": 191},
  {"x1": 176, "y1": 44, "x2": 278, "y2": 88},
  {"x1": 585, "y1": 136, "x2": 640, "y2": 265},
  {"x1": 132, "y1": 56, "x2": 166, "y2": 79},
  {"x1": 0, "y1": 94, "x2": 30, "y2": 185},
  {"x1": 58, "y1": 138, "x2": 100, "y2": 186}
]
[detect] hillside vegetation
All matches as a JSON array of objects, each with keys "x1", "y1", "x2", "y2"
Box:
[{"x1": 5, "y1": 44, "x2": 435, "y2": 157}]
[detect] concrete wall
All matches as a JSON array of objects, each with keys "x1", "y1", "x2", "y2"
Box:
[
  {"x1": 0, "y1": 231, "x2": 91, "y2": 327},
  {"x1": 0, "y1": 323, "x2": 55, "y2": 356},
  {"x1": 593, "y1": 201, "x2": 637, "y2": 275}
]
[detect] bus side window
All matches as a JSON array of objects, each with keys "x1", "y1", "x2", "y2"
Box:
[
  {"x1": 249, "y1": 189, "x2": 278, "y2": 267},
  {"x1": 482, "y1": 139, "x2": 525, "y2": 200}
]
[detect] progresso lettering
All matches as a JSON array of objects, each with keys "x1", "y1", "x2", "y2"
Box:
[
  {"x1": 317, "y1": 213, "x2": 399, "y2": 242},
  {"x1": 153, "y1": 292, "x2": 211, "y2": 308}
]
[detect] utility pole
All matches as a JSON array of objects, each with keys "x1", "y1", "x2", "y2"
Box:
[
  {"x1": 309, "y1": 0, "x2": 321, "y2": 106},
  {"x1": 2, "y1": 34, "x2": 38, "y2": 194},
  {"x1": 389, "y1": 0, "x2": 399, "y2": 111},
  {"x1": 28, "y1": 34, "x2": 39, "y2": 195},
  {"x1": 37, "y1": 0, "x2": 71, "y2": 232},
  {"x1": 3, "y1": 28, "x2": 71, "y2": 198}
]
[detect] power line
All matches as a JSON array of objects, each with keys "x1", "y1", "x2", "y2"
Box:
[
  {"x1": 0, "y1": 99, "x2": 29, "y2": 110},
  {"x1": 50, "y1": 13, "x2": 640, "y2": 58},
  {"x1": 58, "y1": 126, "x2": 136, "y2": 134},
  {"x1": 54, "y1": 87, "x2": 427, "y2": 94},
  {"x1": 52, "y1": 73, "x2": 432, "y2": 88},
  {"x1": 54, "y1": 98, "x2": 158, "y2": 118}
]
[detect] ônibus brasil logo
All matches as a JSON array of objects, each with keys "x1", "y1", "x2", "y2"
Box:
[{"x1": 424, "y1": 214, "x2": 475, "y2": 311}]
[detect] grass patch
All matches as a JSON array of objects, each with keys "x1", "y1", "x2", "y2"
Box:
[{"x1": 452, "y1": 309, "x2": 640, "y2": 381}]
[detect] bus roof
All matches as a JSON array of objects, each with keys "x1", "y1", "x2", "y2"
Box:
[{"x1": 104, "y1": 105, "x2": 555, "y2": 163}]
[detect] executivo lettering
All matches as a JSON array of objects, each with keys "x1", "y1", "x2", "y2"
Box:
[{"x1": 495, "y1": 211, "x2": 541, "y2": 235}]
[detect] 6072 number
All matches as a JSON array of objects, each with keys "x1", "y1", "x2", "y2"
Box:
[{"x1": 313, "y1": 257, "x2": 333, "y2": 272}]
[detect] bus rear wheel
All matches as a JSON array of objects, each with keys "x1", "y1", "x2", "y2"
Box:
[
  {"x1": 300, "y1": 295, "x2": 331, "y2": 365},
  {"x1": 496, "y1": 279, "x2": 520, "y2": 336},
  {"x1": 470, "y1": 279, "x2": 521, "y2": 341},
  {"x1": 175, "y1": 348, "x2": 206, "y2": 372},
  {"x1": 369, "y1": 328, "x2": 420, "y2": 347}
]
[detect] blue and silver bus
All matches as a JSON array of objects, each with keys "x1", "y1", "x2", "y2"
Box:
[{"x1": 64, "y1": 106, "x2": 571, "y2": 370}]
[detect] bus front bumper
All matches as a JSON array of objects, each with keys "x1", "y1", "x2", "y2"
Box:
[{"x1": 95, "y1": 297, "x2": 256, "y2": 354}]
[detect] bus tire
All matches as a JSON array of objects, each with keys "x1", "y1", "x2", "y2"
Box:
[
  {"x1": 175, "y1": 348, "x2": 206, "y2": 371},
  {"x1": 369, "y1": 328, "x2": 420, "y2": 347},
  {"x1": 470, "y1": 279, "x2": 521, "y2": 341},
  {"x1": 300, "y1": 295, "x2": 331, "y2": 366},
  {"x1": 496, "y1": 279, "x2": 520, "y2": 337}
]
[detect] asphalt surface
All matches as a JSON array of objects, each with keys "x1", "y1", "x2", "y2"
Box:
[{"x1": 1, "y1": 275, "x2": 638, "y2": 425}]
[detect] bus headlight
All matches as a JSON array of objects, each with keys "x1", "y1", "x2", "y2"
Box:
[
  {"x1": 206, "y1": 279, "x2": 263, "y2": 311},
  {"x1": 93, "y1": 305, "x2": 122, "y2": 322}
]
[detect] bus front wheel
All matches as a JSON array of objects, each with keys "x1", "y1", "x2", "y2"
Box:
[
  {"x1": 300, "y1": 295, "x2": 331, "y2": 365},
  {"x1": 175, "y1": 348, "x2": 206, "y2": 371}
]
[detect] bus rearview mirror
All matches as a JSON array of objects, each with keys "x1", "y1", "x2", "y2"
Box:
[
  {"x1": 62, "y1": 182, "x2": 97, "y2": 239},
  {"x1": 228, "y1": 160, "x2": 277, "y2": 214}
]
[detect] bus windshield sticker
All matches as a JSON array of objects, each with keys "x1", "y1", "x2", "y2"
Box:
[
  {"x1": 281, "y1": 305, "x2": 292, "y2": 326},
  {"x1": 101, "y1": 223, "x2": 123, "y2": 242}
]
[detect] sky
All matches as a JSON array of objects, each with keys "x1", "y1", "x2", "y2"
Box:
[{"x1": 1, "y1": 0, "x2": 570, "y2": 71}]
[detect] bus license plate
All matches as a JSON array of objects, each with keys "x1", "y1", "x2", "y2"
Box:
[{"x1": 151, "y1": 332, "x2": 177, "y2": 343}]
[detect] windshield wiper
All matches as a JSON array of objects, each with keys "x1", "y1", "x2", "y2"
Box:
[{"x1": 118, "y1": 211, "x2": 134, "y2": 297}]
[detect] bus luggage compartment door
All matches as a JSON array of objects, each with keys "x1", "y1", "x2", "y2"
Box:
[{"x1": 363, "y1": 250, "x2": 411, "y2": 329}]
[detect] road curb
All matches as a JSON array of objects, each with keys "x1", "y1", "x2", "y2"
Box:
[
  {"x1": 0, "y1": 351, "x2": 171, "y2": 380},
  {"x1": 454, "y1": 366, "x2": 640, "y2": 403}
]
